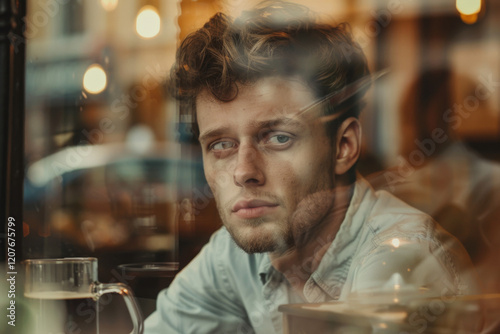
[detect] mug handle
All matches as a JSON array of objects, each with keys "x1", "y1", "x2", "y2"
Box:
[{"x1": 92, "y1": 282, "x2": 144, "y2": 334}]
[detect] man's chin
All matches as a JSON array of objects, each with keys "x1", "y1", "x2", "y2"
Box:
[{"x1": 225, "y1": 224, "x2": 290, "y2": 254}]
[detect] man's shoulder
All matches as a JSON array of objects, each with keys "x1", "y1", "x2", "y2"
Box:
[
  {"x1": 370, "y1": 188, "x2": 433, "y2": 222},
  {"x1": 347, "y1": 180, "x2": 476, "y2": 295},
  {"x1": 358, "y1": 181, "x2": 472, "y2": 267},
  {"x1": 356, "y1": 179, "x2": 438, "y2": 241}
]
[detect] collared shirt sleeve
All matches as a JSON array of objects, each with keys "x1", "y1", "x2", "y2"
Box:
[{"x1": 144, "y1": 228, "x2": 253, "y2": 334}]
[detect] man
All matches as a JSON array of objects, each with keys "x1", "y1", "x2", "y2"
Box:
[{"x1": 145, "y1": 2, "x2": 476, "y2": 333}]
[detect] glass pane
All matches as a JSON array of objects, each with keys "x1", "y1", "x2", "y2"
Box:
[{"x1": 21, "y1": 0, "x2": 500, "y2": 332}]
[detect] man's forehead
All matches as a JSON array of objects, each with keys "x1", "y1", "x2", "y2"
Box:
[{"x1": 195, "y1": 77, "x2": 320, "y2": 118}]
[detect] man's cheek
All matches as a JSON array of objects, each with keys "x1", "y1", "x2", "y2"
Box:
[
  {"x1": 289, "y1": 190, "x2": 335, "y2": 246},
  {"x1": 212, "y1": 169, "x2": 233, "y2": 190}
]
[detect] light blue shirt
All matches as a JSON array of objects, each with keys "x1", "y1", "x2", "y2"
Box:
[{"x1": 144, "y1": 178, "x2": 475, "y2": 334}]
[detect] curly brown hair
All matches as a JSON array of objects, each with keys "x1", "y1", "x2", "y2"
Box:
[{"x1": 170, "y1": 1, "x2": 370, "y2": 139}]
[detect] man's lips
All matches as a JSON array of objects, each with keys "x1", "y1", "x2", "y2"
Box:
[{"x1": 232, "y1": 199, "x2": 279, "y2": 219}]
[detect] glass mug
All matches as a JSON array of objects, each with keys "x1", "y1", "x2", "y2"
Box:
[{"x1": 24, "y1": 258, "x2": 143, "y2": 334}]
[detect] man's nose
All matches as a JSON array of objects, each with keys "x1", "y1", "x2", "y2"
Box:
[{"x1": 233, "y1": 145, "x2": 265, "y2": 187}]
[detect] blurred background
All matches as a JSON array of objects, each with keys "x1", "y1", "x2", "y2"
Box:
[{"x1": 2, "y1": 0, "x2": 500, "y2": 327}]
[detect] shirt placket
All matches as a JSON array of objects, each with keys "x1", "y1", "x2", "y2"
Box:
[{"x1": 261, "y1": 272, "x2": 289, "y2": 334}]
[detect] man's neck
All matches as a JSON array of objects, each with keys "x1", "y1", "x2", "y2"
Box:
[{"x1": 269, "y1": 183, "x2": 354, "y2": 295}]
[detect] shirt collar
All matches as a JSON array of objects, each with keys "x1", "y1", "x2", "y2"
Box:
[{"x1": 310, "y1": 176, "x2": 375, "y2": 298}]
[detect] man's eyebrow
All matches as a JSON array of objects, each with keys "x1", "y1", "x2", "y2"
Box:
[
  {"x1": 198, "y1": 117, "x2": 304, "y2": 143},
  {"x1": 198, "y1": 126, "x2": 231, "y2": 144},
  {"x1": 251, "y1": 117, "x2": 304, "y2": 130}
]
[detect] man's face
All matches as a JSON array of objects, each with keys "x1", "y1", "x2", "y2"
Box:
[{"x1": 197, "y1": 77, "x2": 336, "y2": 254}]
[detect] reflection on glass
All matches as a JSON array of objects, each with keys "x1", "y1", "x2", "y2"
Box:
[{"x1": 23, "y1": 1, "x2": 183, "y2": 309}]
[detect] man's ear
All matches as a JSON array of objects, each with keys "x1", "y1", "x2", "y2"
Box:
[{"x1": 334, "y1": 117, "x2": 361, "y2": 176}]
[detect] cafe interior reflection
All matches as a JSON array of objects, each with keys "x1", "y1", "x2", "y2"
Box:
[{"x1": 16, "y1": 0, "x2": 500, "y2": 333}]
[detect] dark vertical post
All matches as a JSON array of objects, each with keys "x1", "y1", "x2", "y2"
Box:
[{"x1": 0, "y1": 0, "x2": 26, "y2": 262}]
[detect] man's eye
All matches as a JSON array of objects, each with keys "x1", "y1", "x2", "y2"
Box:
[
  {"x1": 210, "y1": 141, "x2": 235, "y2": 151},
  {"x1": 268, "y1": 134, "x2": 291, "y2": 144}
]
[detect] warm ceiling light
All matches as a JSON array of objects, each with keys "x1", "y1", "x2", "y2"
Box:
[
  {"x1": 136, "y1": 5, "x2": 161, "y2": 39},
  {"x1": 457, "y1": 0, "x2": 482, "y2": 25},
  {"x1": 100, "y1": 0, "x2": 118, "y2": 11},
  {"x1": 456, "y1": 0, "x2": 481, "y2": 16},
  {"x1": 83, "y1": 64, "x2": 107, "y2": 94}
]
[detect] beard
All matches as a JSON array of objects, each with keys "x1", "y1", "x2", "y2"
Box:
[
  {"x1": 214, "y1": 191, "x2": 293, "y2": 254},
  {"x1": 216, "y1": 198, "x2": 292, "y2": 254},
  {"x1": 225, "y1": 217, "x2": 292, "y2": 254},
  {"x1": 289, "y1": 189, "x2": 336, "y2": 247}
]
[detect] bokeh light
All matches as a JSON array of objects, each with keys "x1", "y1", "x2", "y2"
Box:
[
  {"x1": 83, "y1": 64, "x2": 107, "y2": 94},
  {"x1": 391, "y1": 238, "x2": 401, "y2": 248},
  {"x1": 100, "y1": 0, "x2": 119, "y2": 11},
  {"x1": 456, "y1": 0, "x2": 481, "y2": 16},
  {"x1": 136, "y1": 6, "x2": 161, "y2": 39}
]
